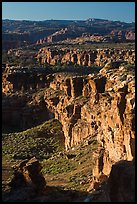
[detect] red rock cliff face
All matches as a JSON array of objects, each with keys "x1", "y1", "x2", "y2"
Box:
[
  {"x1": 2, "y1": 62, "x2": 135, "y2": 180},
  {"x1": 36, "y1": 47, "x2": 135, "y2": 67},
  {"x1": 43, "y1": 63, "x2": 135, "y2": 178}
]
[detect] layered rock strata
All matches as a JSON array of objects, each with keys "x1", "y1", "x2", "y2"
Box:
[
  {"x1": 43, "y1": 63, "x2": 135, "y2": 179},
  {"x1": 37, "y1": 47, "x2": 135, "y2": 67},
  {"x1": 2, "y1": 62, "x2": 135, "y2": 181}
]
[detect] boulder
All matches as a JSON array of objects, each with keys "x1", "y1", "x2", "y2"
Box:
[{"x1": 9, "y1": 157, "x2": 46, "y2": 192}]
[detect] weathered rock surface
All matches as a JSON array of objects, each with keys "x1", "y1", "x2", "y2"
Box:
[
  {"x1": 2, "y1": 61, "x2": 135, "y2": 189},
  {"x1": 42, "y1": 63, "x2": 135, "y2": 181},
  {"x1": 3, "y1": 157, "x2": 135, "y2": 202},
  {"x1": 84, "y1": 159, "x2": 135, "y2": 202},
  {"x1": 107, "y1": 159, "x2": 135, "y2": 202},
  {"x1": 2, "y1": 157, "x2": 46, "y2": 202},
  {"x1": 37, "y1": 47, "x2": 135, "y2": 66},
  {"x1": 9, "y1": 157, "x2": 46, "y2": 191}
]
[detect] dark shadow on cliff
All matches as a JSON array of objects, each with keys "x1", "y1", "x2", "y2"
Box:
[
  {"x1": 2, "y1": 159, "x2": 135, "y2": 202},
  {"x1": 107, "y1": 159, "x2": 135, "y2": 202}
]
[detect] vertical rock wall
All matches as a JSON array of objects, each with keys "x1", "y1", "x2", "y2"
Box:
[{"x1": 44, "y1": 64, "x2": 135, "y2": 178}]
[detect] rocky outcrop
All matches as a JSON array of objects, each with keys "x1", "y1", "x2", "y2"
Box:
[
  {"x1": 37, "y1": 47, "x2": 135, "y2": 67},
  {"x1": 36, "y1": 28, "x2": 75, "y2": 44},
  {"x1": 3, "y1": 157, "x2": 135, "y2": 202},
  {"x1": 107, "y1": 159, "x2": 135, "y2": 202},
  {"x1": 2, "y1": 157, "x2": 46, "y2": 202},
  {"x1": 85, "y1": 159, "x2": 135, "y2": 202},
  {"x1": 2, "y1": 61, "x2": 135, "y2": 183},
  {"x1": 2, "y1": 69, "x2": 55, "y2": 132},
  {"x1": 9, "y1": 157, "x2": 46, "y2": 191},
  {"x1": 125, "y1": 31, "x2": 135, "y2": 41},
  {"x1": 43, "y1": 62, "x2": 135, "y2": 180},
  {"x1": 2, "y1": 65, "x2": 55, "y2": 95}
]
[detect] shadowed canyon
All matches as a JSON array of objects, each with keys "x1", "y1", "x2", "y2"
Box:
[{"x1": 2, "y1": 18, "x2": 135, "y2": 202}]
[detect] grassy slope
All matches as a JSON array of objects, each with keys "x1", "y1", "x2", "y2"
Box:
[
  {"x1": 2, "y1": 119, "x2": 65, "y2": 161},
  {"x1": 41, "y1": 139, "x2": 99, "y2": 192},
  {"x1": 2, "y1": 117, "x2": 99, "y2": 193}
]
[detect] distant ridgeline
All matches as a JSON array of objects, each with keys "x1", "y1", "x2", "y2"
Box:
[{"x1": 2, "y1": 18, "x2": 135, "y2": 50}]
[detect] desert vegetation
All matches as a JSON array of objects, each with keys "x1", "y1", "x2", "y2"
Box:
[{"x1": 2, "y1": 17, "x2": 135, "y2": 202}]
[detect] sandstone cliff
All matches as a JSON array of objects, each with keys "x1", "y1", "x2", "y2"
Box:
[
  {"x1": 42, "y1": 63, "x2": 135, "y2": 180},
  {"x1": 2, "y1": 61, "x2": 135, "y2": 183},
  {"x1": 36, "y1": 47, "x2": 135, "y2": 67}
]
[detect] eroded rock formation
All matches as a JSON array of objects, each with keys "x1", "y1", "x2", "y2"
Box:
[
  {"x1": 9, "y1": 157, "x2": 46, "y2": 191},
  {"x1": 3, "y1": 157, "x2": 46, "y2": 202},
  {"x1": 107, "y1": 159, "x2": 135, "y2": 202},
  {"x1": 42, "y1": 63, "x2": 135, "y2": 181},
  {"x1": 85, "y1": 159, "x2": 135, "y2": 202},
  {"x1": 2, "y1": 61, "x2": 135, "y2": 184},
  {"x1": 36, "y1": 47, "x2": 135, "y2": 67}
]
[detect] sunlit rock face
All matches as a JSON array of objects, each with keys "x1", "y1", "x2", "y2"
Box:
[
  {"x1": 43, "y1": 63, "x2": 135, "y2": 178},
  {"x1": 36, "y1": 47, "x2": 135, "y2": 67},
  {"x1": 2, "y1": 61, "x2": 135, "y2": 180}
]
